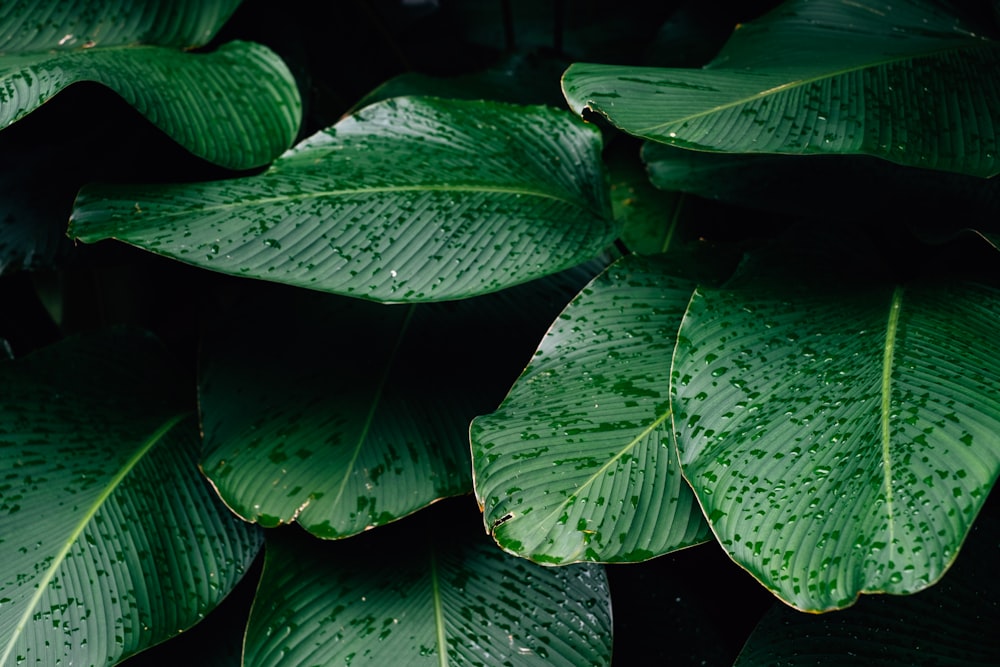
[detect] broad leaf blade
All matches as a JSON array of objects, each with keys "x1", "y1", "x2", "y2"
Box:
[
  {"x1": 562, "y1": 0, "x2": 1000, "y2": 176},
  {"x1": 1, "y1": 39, "x2": 301, "y2": 170},
  {"x1": 735, "y1": 508, "x2": 1000, "y2": 665},
  {"x1": 71, "y1": 96, "x2": 616, "y2": 303},
  {"x1": 472, "y1": 255, "x2": 712, "y2": 564},
  {"x1": 0, "y1": 0, "x2": 242, "y2": 51},
  {"x1": 0, "y1": 330, "x2": 262, "y2": 666},
  {"x1": 243, "y1": 505, "x2": 613, "y2": 667},
  {"x1": 672, "y1": 281, "x2": 1000, "y2": 610},
  {"x1": 200, "y1": 266, "x2": 603, "y2": 539}
]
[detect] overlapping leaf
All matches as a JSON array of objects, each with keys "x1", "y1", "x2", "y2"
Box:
[
  {"x1": 0, "y1": 330, "x2": 262, "y2": 667},
  {"x1": 672, "y1": 280, "x2": 1000, "y2": 610},
  {"x1": 734, "y1": 509, "x2": 999, "y2": 664},
  {"x1": 243, "y1": 505, "x2": 612, "y2": 667},
  {"x1": 71, "y1": 96, "x2": 616, "y2": 303},
  {"x1": 563, "y1": 0, "x2": 1000, "y2": 176},
  {"x1": 0, "y1": 1, "x2": 300, "y2": 169},
  {"x1": 199, "y1": 265, "x2": 603, "y2": 539},
  {"x1": 472, "y1": 254, "x2": 712, "y2": 564}
]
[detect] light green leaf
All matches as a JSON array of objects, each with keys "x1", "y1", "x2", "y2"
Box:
[
  {"x1": 672, "y1": 280, "x2": 1000, "y2": 611},
  {"x1": 735, "y1": 508, "x2": 1000, "y2": 665},
  {"x1": 0, "y1": 1, "x2": 301, "y2": 169},
  {"x1": 562, "y1": 0, "x2": 1000, "y2": 176},
  {"x1": 0, "y1": 329, "x2": 262, "y2": 667},
  {"x1": 200, "y1": 266, "x2": 603, "y2": 539},
  {"x1": 243, "y1": 504, "x2": 613, "y2": 667},
  {"x1": 70, "y1": 96, "x2": 616, "y2": 303},
  {"x1": 472, "y1": 254, "x2": 711, "y2": 564}
]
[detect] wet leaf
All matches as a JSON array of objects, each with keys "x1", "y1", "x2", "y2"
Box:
[
  {"x1": 199, "y1": 265, "x2": 603, "y2": 539},
  {"x1": 734, "y1": 506, "x2": 1000, "y2": 665},
  {"x1": 71, "y1": 96, "x2": 616, "y2": 303},
  {"x1": 472, "y1": 254, "x2": 712, "y2": 564},
  {"x1": 0, "y1": 329, "x2": 262, "y2": 666},
  {"x1": 243, "y1": 503, "x2": 612, "y2": 667},
  {"x1": 563, "y1": 0, "x2": 1000, "y2": 177},
  {"x1": 0, "y1": 1, "x2": 301, "y2": 169},
  {"x1": 672, "y1": 280, "x2": 1000, "y2": 610}
]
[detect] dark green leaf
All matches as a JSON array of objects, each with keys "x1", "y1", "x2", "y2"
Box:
[
  {"x1": 563, "y1": 0, "x2": 1000, "y2": 176},
  {"x1": 243, "y1": 504, "x2": 613, "y2": 666},
  {"x1": 71, "y1": 96, "x2": 616, "y2": 303},
  {"x1": 472, "y1": 254, "x2": 711, "y2": 564},
  {"x1": 734, "y1": 506, "x2": 1000, "y2": 665},
  {"x1": 0, "y1": 1, "x2": 300, "y2": 169},
  {"x1": 672, "y1": 280, "x2": 1000, "y2": 610},
  {"x1": 0, "y1": 330, "x2": 262, "y2": 666}
]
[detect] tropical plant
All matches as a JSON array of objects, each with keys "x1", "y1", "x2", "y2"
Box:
[{"x1": 1, "y1": 0, "x2": 998, "y2": 665}]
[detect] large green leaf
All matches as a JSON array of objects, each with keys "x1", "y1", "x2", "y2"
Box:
[
  {"x1": 672, "y1": 280, "x2": 1000, "y2": 610},
  {"x1": 562, "y1": 0, "x2": 1000, "y2": 177},
  {"x1": 200, "y1": 265, "x2": 605, "y2": 539},
  {"x1": 472, "y1": 254, "x2": 712, "y2": 564},
  {"x1": 0, "y1": 1, "x2": 300, "y2": 169},
  {"x1": 0, "y1": 329, "x2": 262, "y2": 666},
  {"x1": 70, "y1": 96, "x2": 616, "y2": 303},
  {"x1": 243, "y1": 503, "x2": 613, "y2": 667},
  {"x1": 734, "y1": 506, "x2": 1000, "y2": 665}
]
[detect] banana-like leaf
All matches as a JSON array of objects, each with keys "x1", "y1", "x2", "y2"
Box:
[
  {"x1": 0, "y1": 329, "x2": 262, "y2": 667},
  {"x1": 70, "y1": 96, "x2": 616, "y2": 303},
  {"x1": 0, "y1": 1, "x2": 300, "y2": 169},
  {"x1": 562, "y1": 0, "x2": 1000, "y2": 177},
  {"x1": 200, "y1": 266, "x2": 603, "y2": 539},
  {"x1": 672, "y1": 280, "x2": 1000, "y2": 611},
  {"x1": 472, "y1": 255, "x2": 712, "y2": 564},
  {"x1": 243, "y1": 504, "x2": 613, "y2": 667},
  {"x1": 734, "y1": 507, "x2": 1000, "y2": 665}
]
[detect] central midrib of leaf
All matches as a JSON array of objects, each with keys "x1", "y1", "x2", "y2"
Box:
[
  {"x1": 327, "y1": 305, "x2": 417, "y2": 518},
  {"x1": 0, "y1": 412, "x2": 189, "y2": 666},
  {"x1": 428, "y1": 545, "x2": 448, "y2": 667},
  {"x1": 80, "y1": 182, "x2": 604, "y2": 235},
  {"x1": 881, "y1": 287, "x2": 905, "y2": 550},
  {"x1": 508, "y1": 410, "x2": 673, "y2": 554},
  {"x1": 632, "y1": 41, "x2": 994, "y2": 134}
]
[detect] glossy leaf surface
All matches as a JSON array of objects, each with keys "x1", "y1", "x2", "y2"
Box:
[
  {"x1": 562, "y1": 0, "x2": 1000, "y2": 176},
  {"x1": 472, "y1": 255, "x2": 711, "y2": 564},
  {"x1": 672, "y1": 281, "x2": 1000, "y2": 610},
  {"x1": 244, "y1": 506, "x2": 612, "y2": 666},
  {"x1": 200, "y1": 265, "x2": 604, "y2": 539},
  {"x1": 71, "y1": 96, "x2": 616, "y2": 303},
  {"x1": 0, "y1": 1, "x2": 300, "y2": 169},
  {"x1": 735, "y1": 507, "x2": 1000, "y2": 665},
  {"x1": 0, "y1": 330, "x2": 262, "y2": 666}
]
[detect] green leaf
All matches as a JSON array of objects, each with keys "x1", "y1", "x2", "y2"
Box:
[
  {"x1": 672, "y1": 280, "x2": 1000, "y2": 610},
  {"x1": 243, "y1": 504, "x2": 613, "y2": 667},
  {"x1": 200, "y1": 265, "x2": 604, "y2": 539},
  {"x1": 562, "y1": 0, "x2": 1000, "y2": 176},
  {"x1": 472, "y1": 254, "x2": 712, "y2": 564},
  {"x1": 734, "y1": 507, "x2": 1000, "y2": 665},
  {"x1": 0, "y1": 1, "x2": 301, "y2": 169},
  {"x1": 70, "y1": 96, "x2": 616, "y2": 303},
  {"x1": 0, "y1": 329, "x2": 262, "y2": 666}
]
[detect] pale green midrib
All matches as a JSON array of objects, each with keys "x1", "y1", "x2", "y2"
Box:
[
  {"x1": 327, "y1": 305, "x2": 417, "y2": 517},
  {"x1": 429, "y1": 546, "x2": 449, "y2": 667},
  {"x1": 0, "y1": 412, "x2": 189, "y2": 667},
  {"x1": 881, "y1": 287, "x2": 905, "y2": 553},
  {"x1": 515, "y1": 410, "x2": 673, "y2": 549},
  {"x1": 73, "y1": 183, "x2": 603, "y2": 240},
  {"x1": 661, "y1": 195, "x2": 685, "y2": 254},
  {"x1": 625, "y1": 41, "x2": 994, "y2": 134}
]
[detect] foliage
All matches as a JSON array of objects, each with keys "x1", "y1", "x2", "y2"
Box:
[{"x1": 1, "y1": 0, "x2": 998, "y2": 665}]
